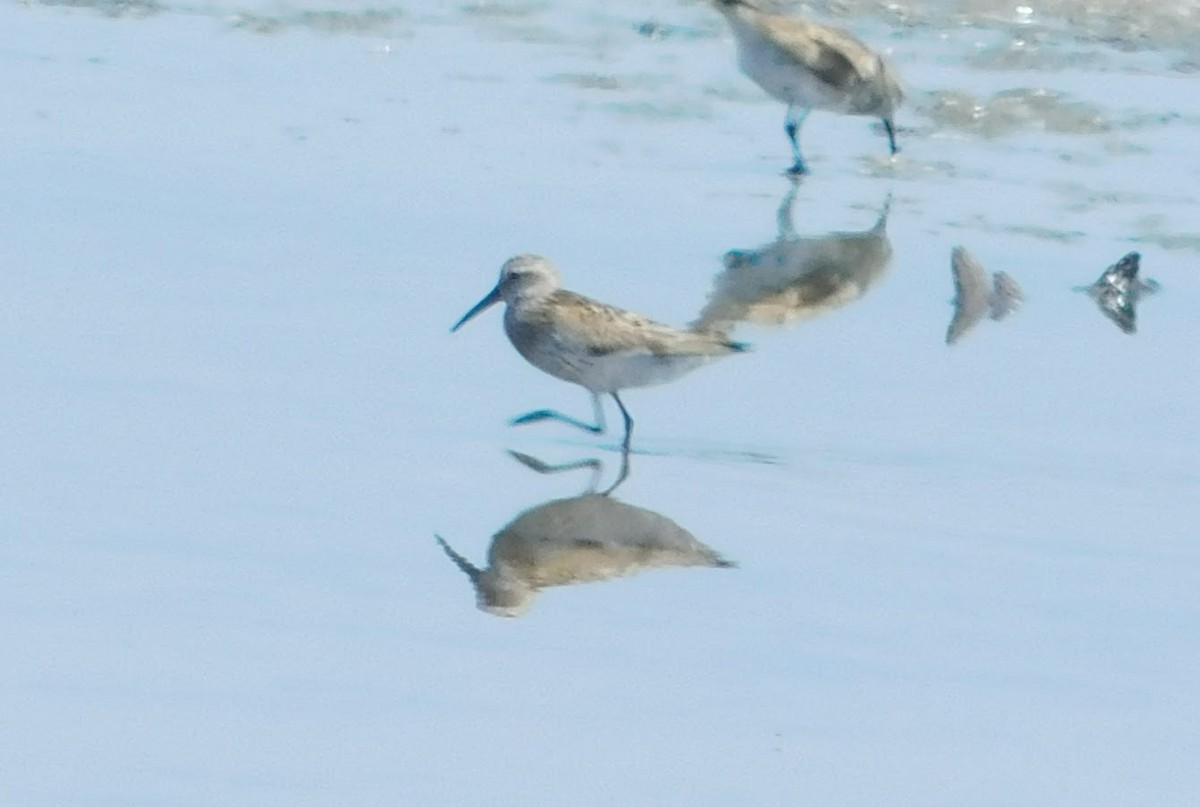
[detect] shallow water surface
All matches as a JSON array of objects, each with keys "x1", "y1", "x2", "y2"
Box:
[{"x1": 2, "y1": 0, "x2": 1198, "y2": 804}]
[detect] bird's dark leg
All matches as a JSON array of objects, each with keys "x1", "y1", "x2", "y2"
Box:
[
  {"x1": 510, "y1": 391, "x2": 606, "y2": 434},
  {"x1": 611, "y1": 392, "x2": 634, "y2": 452},
  {"x1": 784, "y1": 105, "x2": 811, "y2": 175},
  {"x1": 601, "y1": 441, "x2": 633, "y2": 496},
  {"x1": 882, "y1": 117, "x2": 899, "y2": 156}
]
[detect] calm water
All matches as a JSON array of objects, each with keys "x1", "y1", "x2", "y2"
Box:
[{"x1": 3, "y1": 0, "x2": 1198, "y2": 804}]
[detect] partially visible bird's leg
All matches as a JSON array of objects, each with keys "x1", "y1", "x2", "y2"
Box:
[
  {"x1": 508, "y1": 450, "x2": 603, "y2": 493},
  {"x1": 602, "y1": 440, "x2": 633, "y2": 496},
  {"x1": 882, "y1": 117, "x2": 899, "y2": 155},
  {"x1": 776, "y1": 178, "x2": 800, "y2": 239},
  {"x1": 872, "y1": 192, "x2": 893, "y2": 234},
  {"x1": 784, "y1": 105, "x2": 811, "y2": 175},
  {"x1": 510, "y1": 391, "x2": 607, "y2": 434},
  {"x1": 611, "y1": 392, "x2": 634, "y2": 453}
]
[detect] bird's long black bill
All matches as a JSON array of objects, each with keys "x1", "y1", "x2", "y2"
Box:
[{"x1": 450, "y1": 285, "x2": 502, "y2": 332}]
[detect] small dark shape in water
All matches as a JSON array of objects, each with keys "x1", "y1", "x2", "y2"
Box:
[
  {"x1": 633, "y1": 19, "x2": 707, "y2": 41},
  {"x1": 945, "y1": 247, "x2": 1025, "y2": 345},
  {"x1": 635, "y1": 20, "x2": 667, "y2": 39},
  {"x1": 1074, "y1": 251, "x2": 1160, "y2": 335},
  {"x1": 989, "y1": 272, "x2": 1024, "y2": 320}
]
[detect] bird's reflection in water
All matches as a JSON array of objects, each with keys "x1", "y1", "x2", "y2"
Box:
[
  {"x1": 434, "y1": 448, "x2": 736, "y2": 617},
  {"x1": 945, "y1": 246, "x2": 1024, "y2": 345},
  {"x1": 508, "y1": 443, "x2": 629, "y2": 496},
  {"x1": 1074, "y1": 251, "x2": 1159, "y2": 334},
  {"x1": 692, "y1": 182, "x2": 892, "y2": 334}
]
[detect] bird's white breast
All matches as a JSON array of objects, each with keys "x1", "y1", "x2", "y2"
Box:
[{"x1": 735, "y1": 39, "x2": 834, "y2": 109}]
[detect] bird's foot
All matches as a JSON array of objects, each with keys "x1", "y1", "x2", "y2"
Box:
[{"x1": 510, "y1": 409, "x2": 604, "y2": 434}]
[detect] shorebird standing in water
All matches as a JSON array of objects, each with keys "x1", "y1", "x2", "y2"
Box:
[
  {"x1": 451, "y1": 254, "x2": 749, "y2": 449},
  {"x1": 711, "y1": 0, "x2": 904, "y2": 174}
]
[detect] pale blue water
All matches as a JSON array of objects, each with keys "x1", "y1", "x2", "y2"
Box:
[{"x1": 2, "y1": 1, "x2": 1198, "y2": 804}]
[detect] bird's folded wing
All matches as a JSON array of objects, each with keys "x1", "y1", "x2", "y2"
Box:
[
  {"x1": 550, "y1": 291, "x2": 737, "y2": 357},
  {"x1": 756, "y1": 18, "x2": 876, "y2": 91}
]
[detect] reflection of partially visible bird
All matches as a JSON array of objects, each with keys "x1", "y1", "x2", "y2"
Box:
[
  {"x1": 946, "y1": 246, "x2": 1024, "y2": 345},
  {"x1": 693, "y1": 189, "x2": 892, "y2": 333},
  {"x1": 435, "y1": 495, "x2": 736, "y2": 618},
  {"x1": 1073, "y1": 251, "x2": 1159, "y2": 335},
  {"x1": 451, "y1": 254, "x2": 749, "y2": 448},
  {"x1": 711, "y1": 0, "x2": 904, "y2": 174}
]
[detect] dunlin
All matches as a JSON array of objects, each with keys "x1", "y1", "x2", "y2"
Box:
[
  {"x1": 945, "y1": 246, "x2": 1024, "y2": 345},
  {"x1": 711, "y1": 0, "x2": 903, "y2": 174},
  {"x1": 451, "y1": 254, "x2": 748, "y2": 448},
  {"x1": 1073, "y1": 251, "x2": 1159, "y2": 335}
]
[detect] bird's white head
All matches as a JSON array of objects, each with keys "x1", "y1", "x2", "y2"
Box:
[
  {"x1": 451, "y1": 253, "x2": 561, "y2": 332},
  {"x1": 497, "y1": 254, "x2": 561, "y2": 303}
]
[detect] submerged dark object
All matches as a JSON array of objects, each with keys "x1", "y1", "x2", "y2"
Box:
[{"x1": 1074, "y1": 251, "x2": 1159, "y2": 335}]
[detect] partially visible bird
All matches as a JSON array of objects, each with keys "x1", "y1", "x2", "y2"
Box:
[
  {"x1": 711, "y1": 0, "x2": 904, "y2": 174},
  {"x1": 451, "y1": 254, "x2": 748, "y2": 448}
]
